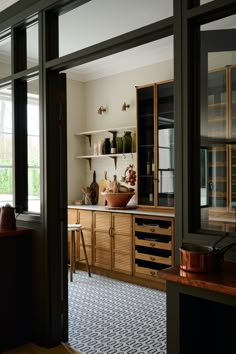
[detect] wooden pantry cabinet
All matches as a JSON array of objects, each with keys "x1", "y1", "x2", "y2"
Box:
[
  {"x1": 133, "y1": 214, "x2": 174, "y2": 280},
  {"x1": 93, "y1": 211, "x2": 132, "y2": 274},
  {"x1": 68, "y1": 208, "x2": 174, "y2": 288}
]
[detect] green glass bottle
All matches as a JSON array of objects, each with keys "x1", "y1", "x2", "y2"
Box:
[{"x1": 123, "y1": 131, "x2": 132, "y2": 153}]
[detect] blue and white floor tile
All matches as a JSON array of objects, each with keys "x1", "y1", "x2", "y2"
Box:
[{"x1": 68, "y1": 271, "x2": 166, "y2": 354}]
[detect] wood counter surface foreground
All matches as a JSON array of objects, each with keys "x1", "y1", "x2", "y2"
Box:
[
  {"x1": 159, "y1": 262, "x2": 236, "y2": 296},
  {"x1": 0, "y1": 227, "x2": 32, "y2": 237}
]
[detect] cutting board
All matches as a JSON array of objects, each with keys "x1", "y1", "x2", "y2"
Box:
[
  {"x1": 90, "y1": 171, "x2": 99, "y2": 205},
  {"x1": 98, "y1": 171, "x2": 111, "y2": 205}
]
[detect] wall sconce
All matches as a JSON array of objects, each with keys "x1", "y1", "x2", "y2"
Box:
[
  {"x1": 98, "y1": 106, "x2": 106, "y2": 115},
  {"x1": 121, "y1": 102, "x2": 130, "y2": 111}
]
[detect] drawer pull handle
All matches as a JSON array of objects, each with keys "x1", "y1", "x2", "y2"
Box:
[
  {"x1": 150, "y1": 242, "x2": 155, "y2": 247},
  {"x1": 150, "y1": 256, "x2": 155, "y2": 261},
  {"x1": 150, "y1": 271, "x2": 155, "y2": 276},
  {"x1": 150, "y1": 228, "x2": 155, "y2": 233}
]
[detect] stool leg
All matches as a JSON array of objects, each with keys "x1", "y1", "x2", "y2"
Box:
[
  {"x1": 72, "y1": 230, "x2": 76, "y2": 274},
  {"x1": 80, "y1": 229, "x2": 91, "y2": 277},
  {"x1": 70, "y1": 230, "x2": 74, "y2": 282}
]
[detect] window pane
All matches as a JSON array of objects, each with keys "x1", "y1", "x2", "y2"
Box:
[
  {"x1": 59, "y1": 0, "x2": 173, "y2": 57},
  {"x1": 200, "y1": 15, "x2": 236, "y2": 233},
  {"x1": 0, "y1": 133, "x2": 12, "y2": 165},
  {"x1": 0, "y1": 35, "x2": 11, "y2": 78},
  {"x1": 0, "y1": 86, "x2": 13, "y2": 206},
  {"x1": 27, "y1": 22, "x2": 38, "y2": 69},
  {"x1": 27, "y1": 78, "x2": 40, "y2": 213},
  {"x1": 0, "y1": 168, "x2": 13, "y2": 205}
]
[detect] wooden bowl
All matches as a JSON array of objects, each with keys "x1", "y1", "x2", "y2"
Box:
[{"x1": 101, "y1": 192, "x2": 135, "y2": 207}]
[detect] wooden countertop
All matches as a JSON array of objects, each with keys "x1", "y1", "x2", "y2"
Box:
[
  {"x1": 0, "y1": 227, "x2": 32, "y2": 238},
  {"x1": 159, "y1": 262, "x2": 236, "y2": 296},
  {"x1": 68, "y1": 204, "x2": 175, "y2": 218}
]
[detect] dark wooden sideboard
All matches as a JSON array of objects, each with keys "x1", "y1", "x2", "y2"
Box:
[
  {"x1": 160, "y1": 262, "x2": 236, "y2": 354},
  {"x1": 0, "y1": 228, "x2": 32, "y2": 352}
]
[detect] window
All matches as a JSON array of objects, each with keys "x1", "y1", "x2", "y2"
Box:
[
  {"x1": 0, "y1": 86, "x2": 13, "y2": 206},
  {"x1": 27, "y1": 78, "x2": 40, "y2": 213}
]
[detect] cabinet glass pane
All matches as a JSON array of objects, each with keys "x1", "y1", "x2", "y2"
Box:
[
  {"x1": 231, "y1": 67, "x2": 236, "y2": 138},
  {"x1": 200, "y1": 14, "x2": 236, "y2": 232},
  {"x1": 230, "y1": 68, "x2": 236, "y2": 210},
  {"x1": 207, "y1": 70, "x2": 227, "y2": 140},
  {"x1": 137, "y1": 86, "x2": 154, "y2": 206},
  {"x1": 158, "y1": 82, "x2": 174, "y2": 207}
]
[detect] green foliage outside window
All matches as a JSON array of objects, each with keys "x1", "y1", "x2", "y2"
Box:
[
  {"x1": 28, "y1": 168, "x2": 40, "y2": 197},
  {"x1": 0, "y1": 167, "x2": 12, "y2": 194}
]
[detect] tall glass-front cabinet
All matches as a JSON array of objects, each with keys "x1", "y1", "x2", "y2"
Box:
[
  {"x1": 136, "y1": 81, "x2": 174, "y2": 209},
  {"x1": 201, "y1": 65, "x2": 236, "y2": 231}
]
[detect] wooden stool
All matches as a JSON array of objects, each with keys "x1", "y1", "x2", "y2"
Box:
[{"x1": 68, "y1": 224, "x2": 91, "y2": 281}]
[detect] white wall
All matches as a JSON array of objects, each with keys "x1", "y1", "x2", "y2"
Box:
[
  {"x1": 67, "y1": 79, "x2": 85, "y2": 203},
  {"x1": 67, "y1": 59, "x2": 174, "y2": 204}
]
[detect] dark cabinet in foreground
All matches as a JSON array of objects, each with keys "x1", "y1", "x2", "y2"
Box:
[{"x1": 0, "y1": 229, "x2": 32, "y2": 352}]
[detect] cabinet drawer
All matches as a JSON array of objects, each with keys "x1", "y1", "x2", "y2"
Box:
[
  {"x1": 135, "y1": 264, "x2": 158, "y2": 277},
  {"x1": 135, "y1": 237, "x2": 172, "y2": 250},
  {"x1": 135, "y1": 224, "x2": 172, "y2": 236},
  {"x1": 135, "y1": 250, "x2": 172, "y2": 266}
]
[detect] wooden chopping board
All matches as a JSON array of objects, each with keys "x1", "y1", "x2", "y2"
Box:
[
  {"x1": 90, "y1": 170, "x2": 99, "y2": 205},
  {"x1": 98, "y1": 171, "x2": 111, "y2": 205}
]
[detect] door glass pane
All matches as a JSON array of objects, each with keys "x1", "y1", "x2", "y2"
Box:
[
  {"x1": 27, "y1": 22, "x2": 38, "y2": 68},
  {"x1": 0, "y1": 35, "x2": 11, "y2": 78},
  {"x1": 27, "y1": 78, "x2": 40, "y2": 213},
  {"x1": 0, "y1": 86, "x2": 13, "y2": 206},
  {"x1": 200, "y1": 15, "x2": 236, "y2": 232},
  {"x1": 59, "y1": 0, "x2": 173, "y2": 57},
  {"x1": 158, "y1": 82, "x2": 174, "y2": 207}
]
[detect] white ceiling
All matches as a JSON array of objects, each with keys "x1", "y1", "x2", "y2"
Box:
[
  {"x1": 0, "y1": 1, "x2": 235, "y2": 82},
  {"x1": 0, "y1": 0, "x2": 20, "y2": 12}
]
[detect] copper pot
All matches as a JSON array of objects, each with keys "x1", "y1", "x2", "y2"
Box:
[{"x1": 179, "y1": 240, "x2": 236, "y2": 273}]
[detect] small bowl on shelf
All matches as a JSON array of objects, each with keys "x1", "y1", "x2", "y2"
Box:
[{"x1": 101, "y1": 192, "x2": 135, "y2": 207}]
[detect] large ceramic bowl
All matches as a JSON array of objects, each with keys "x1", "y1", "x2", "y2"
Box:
[{"x1": 101, "y1": 192, "x2": 135, "y2": 207}]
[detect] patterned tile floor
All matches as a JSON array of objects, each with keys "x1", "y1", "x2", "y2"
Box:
[{"x1": 68, "y1": 271, "x2": 166, "y2": 354}]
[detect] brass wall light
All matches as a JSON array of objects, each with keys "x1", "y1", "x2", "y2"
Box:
[
  {"x1": 98, "y1": 106, "x2": 106, "y2": 114},
  {"x1": 121, "y1": 102, "x2": 130, "y2": 111}
]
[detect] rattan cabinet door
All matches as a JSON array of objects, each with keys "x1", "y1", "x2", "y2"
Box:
[
  {"x1": 112, "y1": 213, "x2": 132, "y2": 274},
  {"x1": 93, "y1": 212, "x2": 112, "y2": 269}
]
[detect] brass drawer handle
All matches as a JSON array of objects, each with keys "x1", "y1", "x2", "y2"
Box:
[
  {"x1": 150, "y1": 242, "x2": 155, "y2": 247},
  {"x1": 150, "y1": 256, "x2": 155, "y2": 261},
  {"x1": 150, "y1": 271, "x2": 155, "y2": 276}
]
